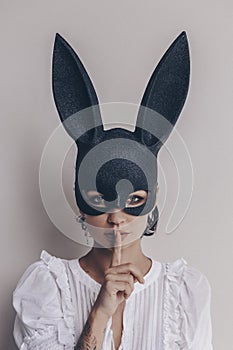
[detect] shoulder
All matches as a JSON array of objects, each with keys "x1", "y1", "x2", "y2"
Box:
[
  {"x1": 164, "y1": 257, "x2": 212, "y2": 310},
  {"x1": 164, "y1": 257, "x2": 211, "y2": 293},
  {"x1": 13, "y1": 250, "x2": 68, "y2": 298},
  {"x1": 13, "y1": 250, "x2": 73, "y2": 328}
]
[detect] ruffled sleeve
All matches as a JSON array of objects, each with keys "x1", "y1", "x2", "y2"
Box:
[
  {"x1": 163, "y1": 258, "x2": 213, "y2": 350},
  {"x1": 13, "y1": 250, "x2": 75, "y2": 350}
]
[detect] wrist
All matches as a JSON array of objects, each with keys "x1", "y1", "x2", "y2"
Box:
[{"x1": 91, "y1": 305, "x2": 111, "y2": 323}]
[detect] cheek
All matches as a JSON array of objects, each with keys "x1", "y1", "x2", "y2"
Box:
[
  {"x1": 85, "y1": 215, "x2": 108, "y2": 236},
  {"x1": 85, "y1": 214, "x2": 105, "y2": 225},
  {"x1": 129, "y1": 216, "x2": 148, "y2": 233}
]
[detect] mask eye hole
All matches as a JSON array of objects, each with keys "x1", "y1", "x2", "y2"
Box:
[
  {"x1": 84, "y1": 190, "x2": 148, "y2": 208},
  {"x1": 84, "y1": 191, "x2": 106, "y2": 208},
  {"x1": 125, "y1": 191, "x2": 147, "y2": 208}
]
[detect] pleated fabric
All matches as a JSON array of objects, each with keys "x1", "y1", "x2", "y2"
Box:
[{"x1": 13, "y1": 250, "x2": 213, "y2": 350}]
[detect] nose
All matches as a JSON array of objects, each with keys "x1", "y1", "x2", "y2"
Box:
[{"x1": 107, "y1": 208, "x2": 126, "y2": 226}]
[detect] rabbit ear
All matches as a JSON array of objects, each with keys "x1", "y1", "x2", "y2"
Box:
[
  {"x1": 52, "y1": 33, "x2": 103, "y2": 144},
  {"x1": 135, "y1": 31, "x2": 190, "y2": 154}
]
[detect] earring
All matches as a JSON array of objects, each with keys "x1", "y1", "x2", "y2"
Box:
[{"x1": 76, "y1": 214, "x2": 91, "y2": 245}]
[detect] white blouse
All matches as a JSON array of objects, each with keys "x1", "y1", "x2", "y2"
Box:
[{"x1": 13, "y1": 250, "x2": 213, "y2": 350}]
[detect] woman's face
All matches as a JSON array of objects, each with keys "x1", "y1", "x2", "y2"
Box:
[{"x1": 80, "y1": 187, "x2": 158, "y2": 249}]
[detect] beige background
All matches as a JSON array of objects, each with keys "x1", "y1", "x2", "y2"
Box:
[{"x1": 1, "y1": 1, "x2": 233, "y2": 348}]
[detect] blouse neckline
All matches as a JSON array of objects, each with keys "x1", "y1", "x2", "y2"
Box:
[{"x1": 68, "y1": 255, "x2": 162, "y2": 292}]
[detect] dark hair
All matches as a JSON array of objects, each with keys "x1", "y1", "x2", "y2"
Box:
[{"x1": 140, "y1": 206, "x2": 159, "y2": 238}]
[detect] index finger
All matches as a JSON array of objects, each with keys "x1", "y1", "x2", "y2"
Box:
[{"x1": 110, "y1": 230, "x2": 122, "y2": 267}]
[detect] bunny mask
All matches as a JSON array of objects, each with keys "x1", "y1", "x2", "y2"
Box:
[{"x1": 52, "y1": 32, "x2": 190, "y2": 217}]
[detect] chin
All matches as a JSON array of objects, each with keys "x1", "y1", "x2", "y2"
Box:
[{"x1": 93, "y1": 240, "x2": 113, "y2": 250}]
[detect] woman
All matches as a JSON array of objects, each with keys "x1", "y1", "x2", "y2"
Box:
[{"x1": 13, "y1": 32, "x2": 213, "y2": 349}]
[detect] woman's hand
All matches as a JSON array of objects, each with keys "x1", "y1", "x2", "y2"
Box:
[{"x1": 93, "y1": 230, "x2": 145, "y2": 318}]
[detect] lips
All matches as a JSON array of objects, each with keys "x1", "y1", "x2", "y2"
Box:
[
  {"x1": 118, "y1": 233, "x2": 130, "y2": 241},
  {"x1": 105, "y1": 231, "x2": 130, "y2": 236},
  {"x1": 105, "y1": 231, "x2": 130, "y2": 241}
]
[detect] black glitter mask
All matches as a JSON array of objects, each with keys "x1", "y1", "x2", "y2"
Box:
[{"x1": 52, "y1": 32, "x2": 190, "y2": 216}]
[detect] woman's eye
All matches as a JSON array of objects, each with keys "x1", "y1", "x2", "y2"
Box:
[
  {"x1": 87, "y1": 192, "x2": 147, "y2": 208},
  {"x1": 125, "y1": 195, "x2": 145, "y2": 207},
  {"x1": 90, "y1": 195, "x2": 105, "y2": 206}
]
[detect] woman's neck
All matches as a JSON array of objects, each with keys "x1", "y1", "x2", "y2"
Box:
[{"x1": 84, "y1": 240, "x2": 151, "y2": 280}]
